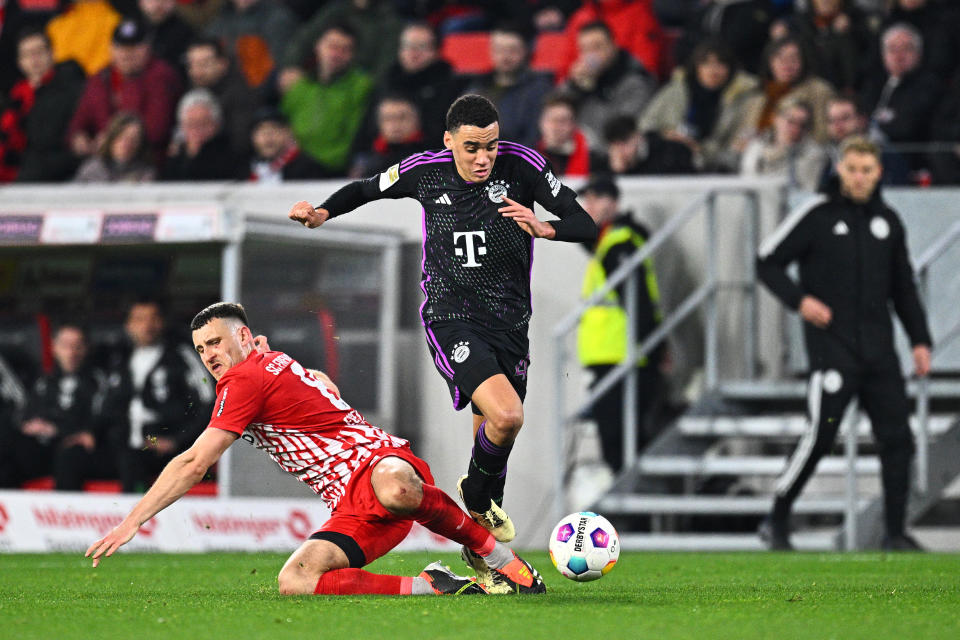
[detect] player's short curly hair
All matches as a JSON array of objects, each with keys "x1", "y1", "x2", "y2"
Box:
[
  {"x1": 190, "y1": 302, "x2": 249, "y2": 331},
  {"x1": 445, "y1": 94, "x2": 499, "y2": 133}
]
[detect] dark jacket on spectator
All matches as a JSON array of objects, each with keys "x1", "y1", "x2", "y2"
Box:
[
  {"x1": 205, "y1": 0, "x2": 296, "y2": 88},
  {"x1": 465, "y1": 69, "x2": 554, "y2": 147},
  {"x1": 351, "y1": 134, "x2": 430, "y2": 177},
  {"x1": 860, "y1": 67, "x2": 943, "y2": 143},
  {"x1": 68, "y1": 57, "x2": 183, "y2": 155},
  {"x1": 21, "y1": 364, "x2": 105, "y2": 442},
  {"x1": 205, "y1": 66, "x2": 261, "y2": 155},
  {"x1": 249, "y1": 145, "x2": 333, "y2": 182},
  {"x1": 161, "y1": 132, "x2": 244, "y2": 181},
  {"x1": 144, "y1": 11, "x2": 196, "y2": 79},
  {"x1": 786, "y1": 5, "x2": 873, "y2": 95},
  {"x1": 611, "y1": 131, "x2": 696, "y2": 176},
  {"x1": 0, "y1": 61, "x2": 85, "y2": 183}
]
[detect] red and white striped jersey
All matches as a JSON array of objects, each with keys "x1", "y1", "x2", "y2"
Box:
[{"x1": 207, "y1": 350, "x2": 408, "y2": 509}]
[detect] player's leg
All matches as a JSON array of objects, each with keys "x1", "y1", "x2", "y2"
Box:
[
  {"x1": 859, "y1": 366, "x2": 920, "y2": 550},
  {"x1": 373, "y1": 454, "x2": 545, "y2": 594},
  {"x1": 762, "y1": 369, "x2": 856, "y2": 549}
]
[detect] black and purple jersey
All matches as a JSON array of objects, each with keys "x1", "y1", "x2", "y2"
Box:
[{"x1": 318, "y1": 141, "x2": 596, "y2": 331}]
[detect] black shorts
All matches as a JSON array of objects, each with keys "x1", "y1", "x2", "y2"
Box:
[{"x1": 424, "y1": 320, "x2": 530, "y2": 415}]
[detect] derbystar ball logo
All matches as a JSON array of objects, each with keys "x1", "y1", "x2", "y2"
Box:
[
  {"x1": 573, "y1": 516, "x2": 588, "y2": 552},
  {"x1": 0, "y1": 504, "x2": 8, "y2": 533}
]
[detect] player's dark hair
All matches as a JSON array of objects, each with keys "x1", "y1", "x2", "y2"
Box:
[
  {"x1": 190, "y1": 302, "x2": 249, "y2": 331},
  {"x1": 16, "y1": 26, "x2": 51, "y2": 49},
  {"x1": 445, "y1": 94, "x2": 499, "y2": 133},
  {"x1": 602, "y1": 115, "x2": 638, "y2": 144},
  {"x1": 578, "y1": 20, "x2": 613, "y2": 40}
]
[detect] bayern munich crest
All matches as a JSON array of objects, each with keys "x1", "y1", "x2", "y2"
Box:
[
  {"x1": 486, "y1": 180, "x2": 508, "y2": 203},
  {"x1": 452, "y1": 341, "x2": 471, "y2": 363}
]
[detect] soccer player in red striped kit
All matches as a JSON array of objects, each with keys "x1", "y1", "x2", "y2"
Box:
[{"x1": 86, "y1": 302, "x2": 545, "y2": 596}]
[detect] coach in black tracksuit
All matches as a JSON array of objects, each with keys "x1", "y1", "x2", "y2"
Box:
[{"x1": 756, "y1": 136, "x2": 932, "y2": 551}]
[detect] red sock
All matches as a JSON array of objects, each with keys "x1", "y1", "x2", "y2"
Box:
[
  {"x1": 413, "y1": 483, "x2": 496, "y2": 555},
  {"x1": 314, "y1": 569, "x2": 413, "y2": 595}
]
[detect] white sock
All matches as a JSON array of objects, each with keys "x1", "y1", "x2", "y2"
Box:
[
  {"x1": 411, "y1": 576, "x2": 436, "y2": 595},
  {"x1": 481, "y1": 542, "x2": 514, "y2": 570}
]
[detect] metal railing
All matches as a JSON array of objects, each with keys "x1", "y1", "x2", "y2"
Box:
[{"x1": 551, "y1": 186, "x2": 766, "y2": 516}]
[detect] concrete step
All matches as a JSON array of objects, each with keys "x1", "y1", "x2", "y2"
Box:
[
  {"x1": 596, "y1": 493, "x2": 869, "y2": 515},
  {"x1": 636, "y1": 455, "x2": 880, "y2": 476},
  {"x1": 677, "y1": 414, "x2": 954, "y2": 438},
  {"x1": 618, "y1": 531, "x2": 837, "y2": 552}
]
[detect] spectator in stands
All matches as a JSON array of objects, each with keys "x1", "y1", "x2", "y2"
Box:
[
  {"x1": 363, "y1": 22, "x2": 464, "y2": 147},
  {"x1": 463, "y1": 22, "x2": 554, "y2": 147},
  {"x1": 45, "y1": 0, "x2": 122, "y2": 76},
  {"x1": 860, "y1": 23, "x2": 942, "y2": 151},
  {"x1": 185, "y1": 36, "x2": 259, "y2": 154},
  {"x1": 205, "y1": 0, "x2": 296, "y2": 89},
  {"x1": 247, "y1": 107, "x2": 328, "y2": 182},
  {"x1": 773, "y1": 0, "x2": 873, "y2": 96},
  {"x1": 281, "y1": 0, "x2": 403, "y2": 82},
  {"x1": 137, "y1": 0, "x2": 196, "y2": 77},
  {"x1": 639, "y1": 40, "x2": 758, "y2": 172},
  {"x1": 74, "y1": 112, "x2": 157, "y2": 183},
  {"x1": 280, "y1": 23, "x2": 373, "y2": 175},
  {"x1": 99, "y1": 299, "x2": 214, "y2": 493},
  {"x1": 561, "y1": 20, "x2": 656, "y2": 148},
  {"x1": 741, "y1": 98, "x2": 828, "y2": 192},
  {"x1": 577, "y1": 176, "x2": 666, "y2": 474},
  {"x1": 349, "y1": 94, "x2": 428, "y2": 178},
  {"x1": 882, "y1": 0, "x2": 960, "y2": 81},
  {"x1": 733, "y1": 36, "x2": 835, "y2": 153},
  {"x1": 536, "y1": 92, "x2": 601, "y2": 178},
  {"x1": 928, "y1": 75, "x2": 960, "y2": 184},
  {"x1": 604, "y1": 115, "x2": 695, "y2": 176},
  {"x1": 162, "y1": 88, "x2": 243, "y2": 181},
  {"x1": 559, "y1": 0, "x2": 664, "y2": 80},
  {"x1": 0, "y1": 324, "x2": 111, "y2": 491},
  {"x1": 68, "y1": 18, "x2": 183, "y2": 163},
  {"x1": 0, "y1": 28, "x2": 85, "y2": 183},
  {"x1": 818, "y1": 95, "x2": 867, "y2": 187}
]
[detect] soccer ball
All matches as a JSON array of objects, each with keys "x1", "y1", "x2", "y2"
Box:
[{"x1": 548, "y1": 511, "x2": 620, "y2": 582}]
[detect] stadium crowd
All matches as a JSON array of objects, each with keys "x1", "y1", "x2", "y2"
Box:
[{"x1": 0, "y1": 0, "x2": 958, "y2": 188}]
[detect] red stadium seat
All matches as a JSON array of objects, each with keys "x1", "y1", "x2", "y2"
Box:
[
  {"x1": 441, "y1": 32, "x2": 492, "y2": 74},
  {"x1": 530, "y1": 32, "x2": 567, "y2": 74}
]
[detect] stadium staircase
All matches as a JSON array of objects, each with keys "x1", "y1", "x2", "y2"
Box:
[{"x1": 554, "y1": 188, "x2": 960, "y2": 551}]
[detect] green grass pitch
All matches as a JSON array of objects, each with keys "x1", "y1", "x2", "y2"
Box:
[{"x1": 1, "y1": 551, "x2": 958, "y2": 640}]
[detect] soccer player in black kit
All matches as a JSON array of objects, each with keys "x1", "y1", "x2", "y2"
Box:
[{"x1": 288, "y1": 95, "x2": 597, "y2": 553}]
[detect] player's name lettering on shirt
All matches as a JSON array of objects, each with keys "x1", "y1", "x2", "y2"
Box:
[{"x1": 265, "y1": 353, "x2": 293, "y2": 376}]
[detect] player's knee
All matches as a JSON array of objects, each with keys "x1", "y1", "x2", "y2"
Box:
[
  {"x1": 277, "y1": 563, "x2": 320, "y2": 595},
  {"x1": 485, "y1": 406, "x2": 524, "y2": 441},
  {"x1": 372, "y1": 466, "x2": 423, "y2": 515}
]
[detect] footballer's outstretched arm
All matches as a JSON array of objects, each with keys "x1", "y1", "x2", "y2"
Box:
[
  {"x1": 289, "y1": 165, "x2": 413, "y2": 229},
  {"x1": 85, "y1": 427, "x2": 237, "y2": 566}
]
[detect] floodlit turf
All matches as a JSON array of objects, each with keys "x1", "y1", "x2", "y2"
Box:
[{"x1": 1, "y1": 551, "x2": 959, "y2": 640}]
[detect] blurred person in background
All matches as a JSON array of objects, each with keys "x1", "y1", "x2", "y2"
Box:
[
  {"x1": 733, "y1": 35, "x2": 835, "y2": 153},
  {"x1": 280, "y1": 22, "x2": 373, "y2": 176},
  {"x1": 881, "y1": 0, "x2": 960, "y2": 81},
  {"x1": 0, "y1": 27, "x2": 85, "y2": 183},
  {"x1": 536, "y1": 92, "x2": 602, "y2": 178},
  {"x1": 184, "y1": 36, "x2": 259, "y2": 155},
  {"x1": 281, "y1": 0, "x2": 403, "y2": 82},
  {"x1": 74, "y1": 112, "x2": 157, "y2": 183},
  {"x1": 137, "y1": 0, "x2": 196, "y2": 77},
  {"x1": 67, "y1": 17, "x2": 182, "y2": 162},
  {"x1": 45, "y1": 0, "x2": 121, "y2": 76},
  {"x1": 741, "y1": 98, "x2": 828, "y2": 192},
  {"x1": 603, "y1": 115, "x2": 695, "y2": 176},
  {"x1": 756, "y1": 136, "x2": 932, "y2": 552},
  {"x1": 349, "y1": 94, "x2": 428, "y2": 178},
  {"x1": 577, "y1": 176, "x2": 667, "y2": 475},
  {"x1": 247, "y1": 107, "x2": 327, "y2": 182},
  {"x1": 162, "y1": 88, "x2": 242, "y2": 180},
  {"x1": 205, "y1": 0, "x2": 296, "y2": 89},
  {"x1": 639, "y1": 40, "x2": 758, "y2": 172},
  {"x1": 0, "y1": 325, "x2": 111, "y2": 491},
  {"x1": 928, "y1": 74, "x2": 960, "y2": 185},
  {"x1": 561, "y1": 20, "x2": 656, "y2": 148},
  {"x1": 464, "y1": 21, "x2": 554, "y2": 148},
  {"x1": 99, "y1": 299, "x2": 214, "y2": 493},
  {"x1": 817, "y1": 95, "x2": 867, "y2": 188}
]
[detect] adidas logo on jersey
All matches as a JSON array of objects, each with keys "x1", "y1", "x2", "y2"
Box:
[{"x1": 435, "y1": 193, "x2": 452, "y2": 205}]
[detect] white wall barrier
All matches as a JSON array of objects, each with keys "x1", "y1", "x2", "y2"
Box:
[{"x1": 0, "y1": 490, "x2": 457, "y2": 554}]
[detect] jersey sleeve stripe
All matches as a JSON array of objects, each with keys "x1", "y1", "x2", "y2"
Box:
[
  {"x1": 498, "y1": 148, "x2": 545, "y2": 171},
  {"x1": 400, "y1": 149, "x2": 451, "y2": 170},
  {"x1": 399, "y1": 156, "x2": 454, "y2": 174},
  {"x1": 758, "y1": 194, "x2": 827, "y2": 258},
  {"x1": 499, "y1": 141, "x2": 546, "y2": 167}
]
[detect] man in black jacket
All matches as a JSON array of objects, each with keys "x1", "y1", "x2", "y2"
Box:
[
  {"x1": 756, "y1": 136, "x2": 932, "y2": 551},
  {"x1": 99, "y1": 300, "x2": 214, "y2": 492}
]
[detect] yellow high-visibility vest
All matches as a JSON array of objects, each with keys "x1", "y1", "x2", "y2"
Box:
[{"x1": 577, "y1": 225, "x2": 661, "y2": 366}]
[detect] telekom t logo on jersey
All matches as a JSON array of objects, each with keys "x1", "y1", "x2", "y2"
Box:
[{"x1": 454, "y1": 231, "x2": 487, "y2": 267}]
